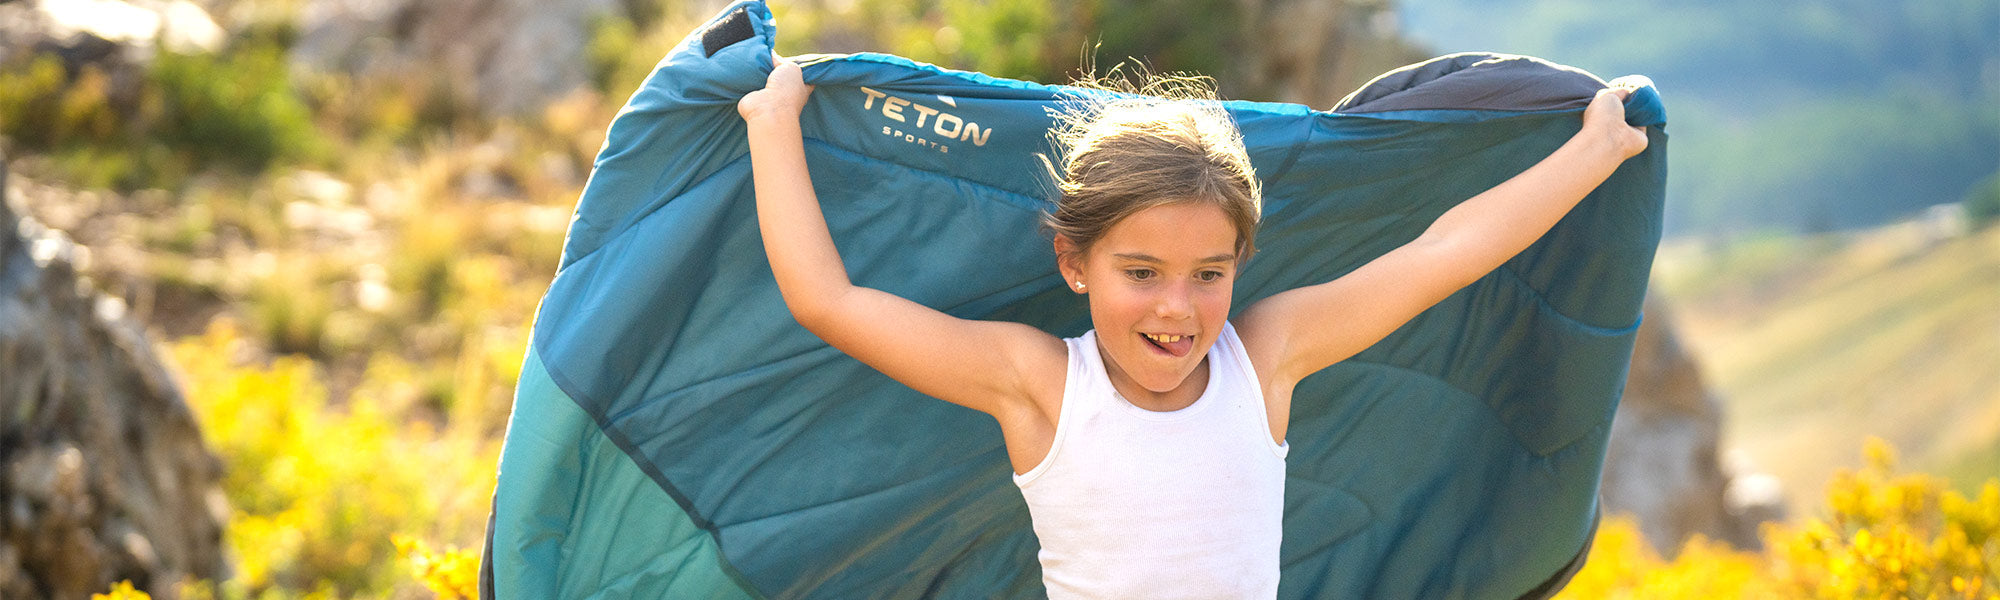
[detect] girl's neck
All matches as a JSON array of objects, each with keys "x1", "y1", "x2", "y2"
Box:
[{"x1": 1099, "y1": 346, "x2": 1211, "y2": 412}]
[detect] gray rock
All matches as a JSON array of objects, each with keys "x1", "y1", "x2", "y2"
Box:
[
  {"x1": 1234, "y1": 0, "x2": 1430, "y2": 105},
  {"x1": 291, "y1": 0, "x2": 622, "y2": 117},
  {"x1": 0, "y1": 152, "x2": 227, "y2": 599},
  {"x1": 1601, "y1": 294, "x2": 1784, "y2": 554},
  {"x1": 0, "y1": 0, "x2": 224, "y2": 117}
]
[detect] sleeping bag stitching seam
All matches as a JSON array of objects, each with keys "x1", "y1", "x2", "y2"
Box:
[
  {"x1": 1256, "y1": 114, "x2": 1569, "y2": 208},
  {"x1": 1490, "y1": 263, "x2": 1643, "y2": 334},
  {"x1": 1267, "y1": 476, "x2": 1375, "y2": 548},
  {"x1": 1259, "y1": 118, "x2": 1313, "y2": 187},
  {"x1": 1328, "y1": 359, "x2": 1574, "y2": 459},
  {"x1": 1322, "y1": 359, "x2": 1476, "y2": 400},
  {"x1": 798, "y1": 137, "x2": 1053, "y2": 214},
  {"x1": 721, "y1": 465, "x2": 982, "y2": 529},
  {"x1": 595, "y1": 345, "x2": 845, "y2": 427},
  {"x1": 1339, "y1": 356, "x2": 1620, "y2": 459},
  {"x1": 1537, "y1": 419, "x2": 1614, "y2": 475},
  {"x1": 583, "y1": 280, "x2": 1060, "y2": 412},
  {"x1": 591, "y1": 417, "x2": 772, "y2": 598},
  {"x1": 1333, "y1": 106, "x2": 1585, "y2": 123},
  {"x1": 591, "y1": 244, "x2": 1068, "y2": 425},
  {"x1": 813, "y1": 53, "x2": 1056, "y2": 96},
  {"x1": 528, "y1": 340, "x2": 772, "y2": 598},
  {"x1": 561, "y1": 115, "x2": 750, "y2": 270},
  {"x1": 530, "y1": 350, "x2": 711, "y2": 520}
]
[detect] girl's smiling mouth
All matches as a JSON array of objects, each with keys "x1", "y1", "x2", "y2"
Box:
[{"x1": 1142, "y1": 332, "x2": 1196, "y2": 357}]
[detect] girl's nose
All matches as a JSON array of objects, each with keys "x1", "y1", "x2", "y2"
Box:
[{"x1": 1155, "y1": 283, "x2": 1194, "y2": 319}]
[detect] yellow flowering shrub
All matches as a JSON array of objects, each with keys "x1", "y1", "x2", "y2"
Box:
[
  {"x1": 164, "y1": 310, "x2": 1991, "y2": 600},
  {"x1": 93, "y1": 580, "x2": 152, "y2": 600},
  {"x1": 1557, "y1": 517, "x2": 1784, "y2": 598},
  {"x1": 172, "y1": 321, "x2": 504, "y2": 597},
  {"x1": 1558, "y1": 437, "x2": 1999, "y2": 600},
  {"x1": 1772, "y1": 439, "x2": 1997, "y2": 599},
  {"x1": 394, "y1": 536, "x2": 481, "y2": 600}
]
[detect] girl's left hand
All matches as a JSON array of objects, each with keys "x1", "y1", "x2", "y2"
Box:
[
  {"x1": 1582, "y1": 85, "x2": 1649, "y2": 160},
  {"x1": 739, "y1": 52, "x2": 814, "y2": 124}
]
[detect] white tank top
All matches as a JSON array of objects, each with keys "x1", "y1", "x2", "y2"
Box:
[{"x1": 1013, "y1": 322, "x2": 1289, "y2": 599}]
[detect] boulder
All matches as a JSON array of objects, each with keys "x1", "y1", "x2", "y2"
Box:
[
  {"x1": 0, "y1": 153, "x2": 228, "y2": 598},
  {"x1": 0, "y1": 0, "x2": 224, "y2": 63},
  {"x1": 1601, "y1": 294, "x2": 1784, "y2": 554},
  {"x1": 0, "y1": 0, "x2": 224, "y2": 117},
  {"x1": 290, "y1": 0, "x2": 622, "y2": 117},
  {"x1": 1234, "y1": 0, "x2": 1430, "y2": 105}
]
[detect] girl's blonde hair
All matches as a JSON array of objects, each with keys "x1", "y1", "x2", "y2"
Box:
[{"x1": 1042, "y1": 69, "x2": 1263, "y2": 262}]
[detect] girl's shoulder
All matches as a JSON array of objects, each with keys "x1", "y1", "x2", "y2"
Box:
[{"x1": 1000, "y1": 324, "x2": 1070, "y2": 426}]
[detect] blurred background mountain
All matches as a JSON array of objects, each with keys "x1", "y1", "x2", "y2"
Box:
[
  {"x1": 1398, "y1": 0, "x2": 2000, "y2": 235},
  {"x1": 1396, "y1": 0, "x2": 2000, "y2": 510},
  {"x1": 0, "y1": 0, "x2": 1994, "y2": 597}
]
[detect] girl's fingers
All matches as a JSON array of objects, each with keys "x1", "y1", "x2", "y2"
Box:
[{"x1": 1607, "y1": 75, "x2": 1652, "y2": 92}]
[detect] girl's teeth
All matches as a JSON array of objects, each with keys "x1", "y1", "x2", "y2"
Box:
[{"x1": 1146, "y1": 334, "x2": 1184, "y2": 343}]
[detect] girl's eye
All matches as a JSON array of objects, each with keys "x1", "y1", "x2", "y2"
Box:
[
  {"x1": 1126, "y1": 269, "x2": 1155, "y2": 281},
  {"x1": 1197, "y1": 270, "x2": 1225, "y2": 283}
]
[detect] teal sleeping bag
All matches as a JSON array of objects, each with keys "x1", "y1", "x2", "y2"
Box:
[{"x1": 481, "y1": 1, "x2": 1668, "y2": 598}]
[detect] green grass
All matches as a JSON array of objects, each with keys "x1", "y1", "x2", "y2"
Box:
[
  {"x1": 1654, "y1": 222, "x2": 2000, "y2": 511},
  {"x1": 1939, "y1": 437, "x2": 2000, "y2": 496}
]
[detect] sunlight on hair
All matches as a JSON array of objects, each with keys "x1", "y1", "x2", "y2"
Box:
[{"x1": 1040, "y1": 61, "x2": 1264, "y2": 259}]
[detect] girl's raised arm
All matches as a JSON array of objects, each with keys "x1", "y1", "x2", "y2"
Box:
[
  {"x1": 1236, "y1": 85, "x2": 1648, "y2": 421},
  {"x1": 738, "y1": 56, "x2": 1064, "y2": 421}
]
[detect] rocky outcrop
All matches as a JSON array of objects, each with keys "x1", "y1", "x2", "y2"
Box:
[
  {"x1": 0, "y1": 0, "x2": 225, "y2": 118},
  {"x1": 1235, "y1": 0, "x2": 1430, "y2": 105},
  {"x1": 0, "y1": 0, "x2": 225, "y2": 66},
  {"x1": 1601, "y1": 294, "x2": 1784, "y2": 554},
  {"x1": 290, "y1": 0, "x2": 624, "y2": 117},
  {"x1": 0, "y1": 155, "x2": 228, "y2": 598}
]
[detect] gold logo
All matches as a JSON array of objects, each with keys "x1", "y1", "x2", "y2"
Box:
[{"x1": 860, "y1": 87, "x2": 991, "y2": 154}]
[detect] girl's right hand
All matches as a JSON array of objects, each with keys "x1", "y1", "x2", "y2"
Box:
[
  {"x1": 1581, "y1": 85, "x2": 1648, "y2": 160},
  {"x1": 739, "y1": 53, "x2": 813, "y2": 124}
]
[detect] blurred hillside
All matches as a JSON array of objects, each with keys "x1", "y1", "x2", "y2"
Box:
[
  {"x1": 1654, "y1": 215, "x2": 2000, "y2": 511},
  {"x1": 2, "y1": 0, "x2": 1995, "y2": 596},
  {"x1": 1399, "y1": 0, "x2": 2000, "y2": 236}
]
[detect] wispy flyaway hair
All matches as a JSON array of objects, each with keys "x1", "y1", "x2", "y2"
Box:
[{"x1": 1042, "y1": 65, "x2": 1263, "y2": 262}]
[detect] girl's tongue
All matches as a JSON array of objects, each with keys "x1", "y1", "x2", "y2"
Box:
[{"x1": 1144, "y1": 333, "x2": 1196, "y2": 357}]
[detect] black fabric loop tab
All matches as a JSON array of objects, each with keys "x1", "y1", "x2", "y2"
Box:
[{"x1": 700, "y1": 7, "x2": 756, "y2": 58}]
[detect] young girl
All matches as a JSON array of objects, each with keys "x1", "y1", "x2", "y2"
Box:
[{"x1": 737, "y1": 54, "x2": 1646, "y2": 597}]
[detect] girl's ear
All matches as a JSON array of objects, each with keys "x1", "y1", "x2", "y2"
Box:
[{"x1": 1053, "y1": 235, "x2": 1084, "y2": 293}]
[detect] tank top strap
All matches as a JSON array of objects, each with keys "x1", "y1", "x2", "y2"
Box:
[
  {"x1": 1215, "y1": 322, "x2": 1289, "y2": 458},
  {"x1": 1011, "y1": 331, "x2": 1110, "y2": 485},
  {"x1": 1064, "y1": 330, "x2": 1117, "y2": 415}
]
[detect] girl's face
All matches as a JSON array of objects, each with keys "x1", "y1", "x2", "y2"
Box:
[{"x1": 1059, "y1": 202, "x2": 1239, "y2": 399}]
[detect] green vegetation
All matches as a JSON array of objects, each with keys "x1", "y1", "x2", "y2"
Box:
[
  {"x1": 1399, "y1": 0, "x2": 2000, "y2": 235},
  {"x1": 1654, "y1": 222, "x2": 2000, "y2": 508},
  {"x1": 171, "y1": 322, "x2": 510, "y2": 597},
  {"x1": 0, "y1": 37, "x2": 324, "y2": 189},
  {"x1": 1965, "y1": 172, "x2": 2000, "y2": 230},
  {"x1": 3, "y1": 0, "x2": 1993, "y2": 597},
  {"x1": 769, "y1": 0, "x2": 1271, "y2": 96},
  {"x1": 149, "y1": 39, "x2": 323, "y2": 172}
]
